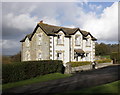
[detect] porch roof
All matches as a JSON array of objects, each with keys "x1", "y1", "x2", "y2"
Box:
[{"x1": 74, "y1": 49, "x2": 85, "y2": 54}]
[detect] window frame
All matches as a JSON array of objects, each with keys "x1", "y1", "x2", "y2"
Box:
[
  {"x1": 57, "y1": 34, "x2": 64, "y2": 45},
  {"x1": 75, "y1": 35, "x2": 81, "y2": 46},
  {"x1": 37, "y1": 33, "x2": 42, "y2": 45}
]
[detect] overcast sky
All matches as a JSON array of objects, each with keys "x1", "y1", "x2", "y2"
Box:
[{"x1": 1, "y1": 2, "x2": 118, "y2": 55}]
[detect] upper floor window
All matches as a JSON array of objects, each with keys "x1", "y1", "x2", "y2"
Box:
[
  {"x1": 57, "y1": 35, "x2": 64, "y2": 45},
  {"x1": 37, "y1": 34, "x2": 42, "y2": 45},
  {"x1": 75, "y1": 35, "x2": 81, "y2": 46},
  {"x1": 86, "y1": 38, "x2": 91, "y2": 47}
]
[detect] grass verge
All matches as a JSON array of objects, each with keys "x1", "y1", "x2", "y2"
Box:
[
  {"x1": 63, "y1": 80, "x2": 120, "y2": 94},
  {"x1": 2, "y1": 73, "x2": 71, "y2": 90}
]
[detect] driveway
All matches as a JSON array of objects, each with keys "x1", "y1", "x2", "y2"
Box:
[{"x1": 3, "y1": 64, "x2": 120, "y2": 95}]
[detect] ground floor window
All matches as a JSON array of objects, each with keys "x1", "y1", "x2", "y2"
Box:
[
  {"x1": 26, "y1": 52, "x2": 30, "y2": 61},
  {"x1": 57, "y1": 52, "x2": 63, "y2": 60},
  {"x1": 38, "y1": 53, "x2": 42, "y2": 60}
]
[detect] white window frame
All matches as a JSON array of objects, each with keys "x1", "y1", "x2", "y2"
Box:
[
  {"x1": 38, "y1": 52, "x2": 42, "y2": 60},
  {"x1": 37, "y1": 34, "x2": 42, "y2": 45},
  {"x1": 75, "y1": 35, "x2": 81, "y2": 46},
  {"x1": 86, "y1": 38, "x2": 91, "y2": 47},
  {"x1": 57, "y1": 35, "x2": 63, "y2": 45},
  {"x1": 26, "y1": 52, "x2": 30, "y2": 61},
  {"x1": 57, "y1": 52, "x2": 63, "y2": 60}
]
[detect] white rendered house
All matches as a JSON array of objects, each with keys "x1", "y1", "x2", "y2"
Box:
[{"x1": 20, "y1": 21, "x2": 97, "y2": 65}]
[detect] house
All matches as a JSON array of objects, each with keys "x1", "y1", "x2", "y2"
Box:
[{"x1": 20, "y1": 21, "x2": 97, "y2": 65}]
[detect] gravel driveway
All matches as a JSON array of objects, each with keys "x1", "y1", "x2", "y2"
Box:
[{"x1": 2, "y1": 64, "x2": 120, "y2": 95}]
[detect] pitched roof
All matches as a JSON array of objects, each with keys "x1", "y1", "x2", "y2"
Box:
[
  {"x1": 20, "y1": 22, "x2": 97, "y2": 42},
  {"x1": 38, "y1": 23, "x2": 79, "y2": 35}
]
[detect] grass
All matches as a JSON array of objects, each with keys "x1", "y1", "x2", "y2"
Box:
[
  {"x1": 62, "y1": 80, "x2": 120, "y2": 94},
  {"x1": 2, "y1": 73, "x2": 72, "y2": 90}
]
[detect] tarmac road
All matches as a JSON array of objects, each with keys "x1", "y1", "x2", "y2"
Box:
[{"x1": 2, "y1": 64, "x2": 120, "y2": 95}]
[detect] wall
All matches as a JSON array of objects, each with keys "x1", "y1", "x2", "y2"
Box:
[
  {"x1": 22, "y1": 27, "x2": 50, "y2": 61},
  {"x1": 50, "y1": 31, "x2": 70, "y2": 65}
]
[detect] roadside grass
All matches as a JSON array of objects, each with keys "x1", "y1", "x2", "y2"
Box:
[
  {"x1": 62, "y1": 80, "x2": 120, "y2": 94},
  {"x1": 2, "y1": 73, "x2": 72, "y2": 90}
]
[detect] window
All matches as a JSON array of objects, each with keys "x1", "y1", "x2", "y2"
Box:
[
  {"x1": 26, "y1": 52, "x2": 30, "y2": 61},
  {"x1": 38, "y1": 53, "x2": 42, "y2": 60},
  {"x1": 57, "y1": 52, "x2": 62, "y2": 60},
  {"x1": 37, "y1": 34, "x2": 42, "y2": 45},
  {"x1": 57, "y1": 35, "x2": 63, "y2": 45},
  {"x1": 75, "y1": 35, "x2": 80, "y2": 46},
  {"x1": 86, "y1": 39, "x2": 91, "y2": 46}
]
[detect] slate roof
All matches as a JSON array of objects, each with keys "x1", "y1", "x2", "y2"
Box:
[{"x1": 20, "y1": 22, "x2": 97, "y2": 42}]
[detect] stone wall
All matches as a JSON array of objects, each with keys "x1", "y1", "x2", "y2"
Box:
[{"x1": 65, "y1": 62, "x2": 113, "y2": 74}]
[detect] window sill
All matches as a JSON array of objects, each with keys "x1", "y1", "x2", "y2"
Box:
[
  {"x1": 57, "y1": 44, "x2": 64, "y2": 46},
  {"x1": 86, "y1": 45, "x2": 91, "y2": 47},
  {"x1": 75, "y1": 45, "x2": 81, "y2": 46}
]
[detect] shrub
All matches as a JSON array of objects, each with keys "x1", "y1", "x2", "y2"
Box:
[
  {"x1": 110, "y1": 52, "x2": 120, "y2": 64},
  {"x1": 2, "y1": 60, "x2": 64, "y2": 84},
  {"x1": 95, "y1": 59, "x2": 112, "y2": 64},
  {"x1": 67, "y1": 61, "x2": 91, "y2": 67}
]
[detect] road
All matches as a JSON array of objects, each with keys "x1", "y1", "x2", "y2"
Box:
[{"x1": 3, "y1": 64, "x2": 120, "y2": 95}]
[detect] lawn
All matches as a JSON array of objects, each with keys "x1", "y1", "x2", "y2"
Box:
[
  {"x1": 63, "y1": 80, "x2": 120, "y2": 94},
  {"x1": 2, "y1": 73, "x2": 72, "y2": 90}
]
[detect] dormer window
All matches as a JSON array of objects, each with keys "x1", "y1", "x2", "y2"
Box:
[
  {"x1": 75, "y1": 35, "x2": 81, "y2": 46},
  {"x1": 57, "y1": 35, "x2": 64, "y2": 45},
  {"x1": 37, "y1": 34, "x2": 42, "y2": 45},
  {"x1": 86, "y1": 38, "x2": 91, "y2": 47}
]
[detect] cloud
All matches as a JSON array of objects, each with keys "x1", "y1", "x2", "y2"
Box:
[
  {"x1": 2, "y1": 39, "x2": 20, "y2": 55},
  {"x1": 79, "y1": 2, "x2": 118, "y2": 42},
  {"x1": 2, "y1": 2, "x2": 118, "y2": 55},
  {"x1": 89, "y1": 4, "x2": 102, "y2": 10},
  {"x1": 41, "y1": 16, "x2": 61, "y2": 26},
  {"x1": 3, "y1": 13, "x2": 38, "y2": 31}
]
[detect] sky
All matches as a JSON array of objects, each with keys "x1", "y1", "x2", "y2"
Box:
[{"x1": 1, "y1": 1, "x2": 119, "y2": 55}]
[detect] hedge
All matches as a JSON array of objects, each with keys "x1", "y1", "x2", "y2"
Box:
[
  {"x1": 67, "y1": 61, "x2": 91, "y2": 67},
  {"x1": 110, "y1": 52, "x2": 120, "y2": 64},
  {"x1": 68, "y1": 59, "x2": 112, "y2": 67},
  {"x1": 2, "y1": 60, "x2": 65, "y2": 84},
  {"x1": 95, "y1": 59, "x2": 112, "y2": 63}
]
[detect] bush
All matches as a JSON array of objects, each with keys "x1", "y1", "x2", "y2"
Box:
[
  {"x1": 67, "y1": 61, "x2": 91, "y2": 67},
  {"x1": 95, "y1": 59, "x2": 112, "y2": 63},
  {"x1": 110, "y1": 52, "x2": 120, "y2": 64},
  {"x1": 2, "y1": 60, "x2": 64, "y2": 84}
]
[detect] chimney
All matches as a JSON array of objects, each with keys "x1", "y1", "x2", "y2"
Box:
[{"x1": 40, "y1": 20, "x2": 43, "y2": 23}]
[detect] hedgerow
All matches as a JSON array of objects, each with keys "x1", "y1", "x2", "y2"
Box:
[
  {"x1": 2, "y1": 60, "x2": 65, "y2": 84},
  {"x1": 67, "y1": 61, "x2": 91, "y2": 67}
]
